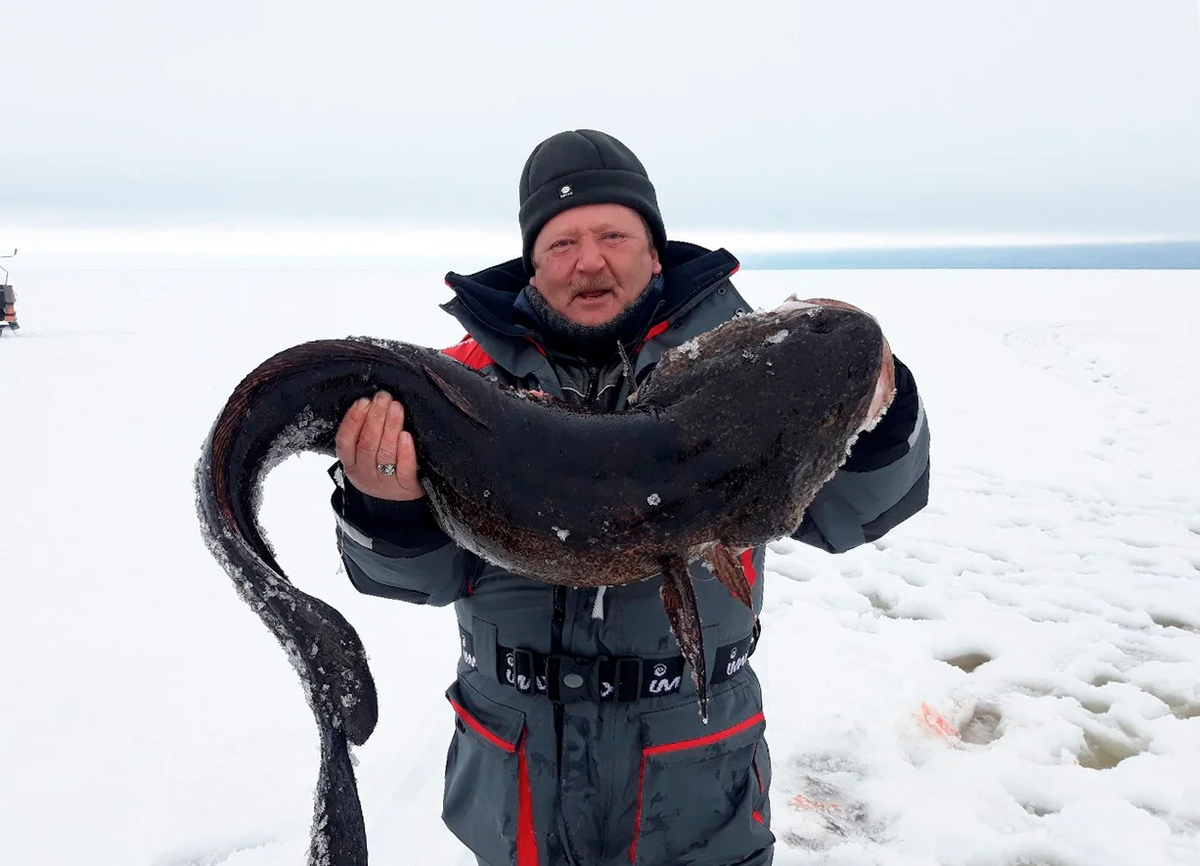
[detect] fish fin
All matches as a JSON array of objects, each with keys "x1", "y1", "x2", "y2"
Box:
[
  {"x1": 660, "y1": 555, "x2": 709, "y2": 722},
  {"x1": 423, "y1": 365, "x2": 490, "y2": 429},
  {"x1": 709, "y1": 543, "x2": 754, "y2": 610}
]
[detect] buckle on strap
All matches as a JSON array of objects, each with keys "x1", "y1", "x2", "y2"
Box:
[
  {"x1": 513, "y1": 648, "x2": 535, "y2": 695},
  {"x1": 551, "y1": 655, "x2": 597, "y2": 703},
  {"x1": 604, "y1": 657, "x2": 642, "y2": 702},
  {"x1": 499, "y1": 646, "x2": 538, "y2": 694}
]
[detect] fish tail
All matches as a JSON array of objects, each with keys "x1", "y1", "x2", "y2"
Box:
[{"x1": 308, "y1": 724, "x2": 369, "y2": 866}]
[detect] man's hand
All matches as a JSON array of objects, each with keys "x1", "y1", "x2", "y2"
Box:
[
  {"x1": 335, "y1": 391, "x2": 425, "y2": 501},
  {"x1": 792, "y1": 296, "x2": 896, "y2": 429}
]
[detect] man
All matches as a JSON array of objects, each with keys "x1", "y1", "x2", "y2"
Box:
[{"x1": 330, "y1": 130, "x2": 930, "y2": 866}]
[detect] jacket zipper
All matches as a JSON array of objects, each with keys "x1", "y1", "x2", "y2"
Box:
[
  {"x1": 551, "y1": 584, "x2": 567, "y2": 764},
  {"x1": 552, "y1": 585, "x2": 587, "y2": 864}
]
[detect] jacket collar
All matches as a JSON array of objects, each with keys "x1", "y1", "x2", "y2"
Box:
[{"x1": 441, "y1": 241, "x2": 740, "y2": 353}]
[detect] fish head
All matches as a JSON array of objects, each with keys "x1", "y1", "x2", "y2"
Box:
[{"x1": 639, "y1": 301, "x2": 883, "y2": 425}]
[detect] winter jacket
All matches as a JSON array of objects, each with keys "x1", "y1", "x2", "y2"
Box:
[{"x1": 330, "y1": 242, "x2": 931, "y2": 866}]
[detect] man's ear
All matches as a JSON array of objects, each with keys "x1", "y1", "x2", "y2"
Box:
[
  {"x1": 651, "y1": 247, "x2": 662, "y2": 276},
  {"x1": 529, "y1": 267, "x2": 540, "y2": 289}
]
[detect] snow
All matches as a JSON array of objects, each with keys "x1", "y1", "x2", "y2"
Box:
[{"x1": 1, "y1": 263, "x2": 1198, "y2": 865}]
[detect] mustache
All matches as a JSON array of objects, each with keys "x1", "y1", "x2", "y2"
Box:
[{"x1": 571, "y1": 277, "x2": 617, "y2": 297}]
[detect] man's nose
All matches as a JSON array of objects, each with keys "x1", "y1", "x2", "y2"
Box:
[{"x1": 573, "y1": 237, "x2": 605, "y2": 272}]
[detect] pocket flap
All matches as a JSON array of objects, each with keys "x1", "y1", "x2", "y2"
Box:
[
  {"x1": 640, "y1": 682, "x2": 765, "y2": 759},
  {"x1": 446, "y1": 679, "x2": 525, "y2": 754}
]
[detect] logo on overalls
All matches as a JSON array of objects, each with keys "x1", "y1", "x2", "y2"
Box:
[
  {"x1": 559, "y1": 185, "x2": 573, "y2": 198},
  {"x1": 600, "y1": 680, "x2": 614, "y2": 698},
  {"x1": 726, "y1": 648, "x2": 749, "y2": 678},
  {"x1": 653, "y1": 663, "x2": 667, "y2": 677},
  {"x1": 648, "y1": 675, "x2": 682, "y2": 695},
  {"x1": 460, "y1": 635, "x2": 477, "y2": 669},
  {"x1": 504, "y1": 651, "x2": 531, "y2": 691}
]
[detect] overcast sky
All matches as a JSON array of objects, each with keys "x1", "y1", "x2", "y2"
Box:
[{"x1": 2, "y1": 0, "x2": 1199, "y2": 239}]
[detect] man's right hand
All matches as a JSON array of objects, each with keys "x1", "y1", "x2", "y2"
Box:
[{"x1": 335, "y1": 390, "x2": 426, "y2": 501}]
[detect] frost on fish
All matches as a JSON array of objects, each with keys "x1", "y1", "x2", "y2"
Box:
[
  {"x1": 777, "y1": 299, "x2": 822, "y2": 315},
  {"x1": 195, "y1": 366, "x2": 380, "y2": 866},
  {"x1": 194, "y1": 301, "x2": 882, "y2": 863}
]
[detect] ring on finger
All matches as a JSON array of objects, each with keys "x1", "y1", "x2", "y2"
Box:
[{"x1": 377, "y1": 463, "x2": 397, "y2": 476}]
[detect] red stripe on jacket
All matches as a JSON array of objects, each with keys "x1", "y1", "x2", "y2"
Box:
[
  {"x1": 442, "y1": 336, "x2": 495, "y2": 371},
  {"x1": 638, "y1": 320, "x2": 671, "y2": 351}
]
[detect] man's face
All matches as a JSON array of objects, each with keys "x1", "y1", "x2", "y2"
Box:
[{"x1": 529, "y1": 203, "x2": 662, "y2": 327}]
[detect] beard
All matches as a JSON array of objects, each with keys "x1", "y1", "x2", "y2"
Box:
[{"x1": 521, "y1": 278, "x2": 657, "y2": 359}]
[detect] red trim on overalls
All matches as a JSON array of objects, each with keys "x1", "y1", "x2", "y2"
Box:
[
  {"x1": 739, "y1": 549, "x2": 758, "y2": 588},
  {"x1": 446, "y1": 697, "x2": 540, "y2": 864},
  {"x1": 629, "y1": 711, "x2": 767, "y2": 862},
  {"x1": 447, "y1": 697, "x2": 516, "y2": 752},
  {"x1": 751, "y1": 742, "x2": 765, "y2": 824},
  {"x1": 518, "y1": 738, "x2": 539, "y2": 865},
  {"x1": 442, "y1": 336, "x2": 496, "y2": 371}
]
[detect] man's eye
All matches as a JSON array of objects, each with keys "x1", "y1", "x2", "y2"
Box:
[
  {"x1": 603, "y1": 232, "x2": 625, "y2": 241},
  {"x1": 551, "y1": 239, "x2": 573, "y2": 249}
]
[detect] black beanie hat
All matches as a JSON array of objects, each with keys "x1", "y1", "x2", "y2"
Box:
[{"x1": 518, "y1": 129, "x2": 667, "y2": 276}]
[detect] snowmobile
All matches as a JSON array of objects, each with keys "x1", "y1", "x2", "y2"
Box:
[{"x1": 1, "y1": 249, "x2": 19, "y2": 336}]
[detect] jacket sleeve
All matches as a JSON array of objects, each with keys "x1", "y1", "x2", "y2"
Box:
[
  {"x1": 792, "y1": 356, "x2": 930, "y2": 553},
  {"x1": 328, "y1": 463, "x2": 478, "y2": 606}
]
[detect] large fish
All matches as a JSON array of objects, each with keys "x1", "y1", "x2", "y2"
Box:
[{"x1": 194, "y1": 300, "x2": 882, "y2": 866}]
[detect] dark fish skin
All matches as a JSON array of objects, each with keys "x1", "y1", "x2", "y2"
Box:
[{"x1": 194, "y1": 302, "x2": 881, "y2": 866}]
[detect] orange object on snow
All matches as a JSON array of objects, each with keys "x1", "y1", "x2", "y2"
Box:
[{"x1": 917, "y1": 702, "x2": 960, "y2": 740}]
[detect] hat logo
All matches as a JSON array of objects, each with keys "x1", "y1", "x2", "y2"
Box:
[{"x1": 559, "y1": 185, "x2": 573, "y2": 198}]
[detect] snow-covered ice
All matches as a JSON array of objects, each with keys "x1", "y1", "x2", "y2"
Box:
[{"x1": 1, "y1": 264, "x2": 1197, "y2": 866}]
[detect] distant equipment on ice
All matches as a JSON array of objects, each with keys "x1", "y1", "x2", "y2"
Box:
[{"x1": 1, "y1": 248, "x2": 19, "y2": 336}]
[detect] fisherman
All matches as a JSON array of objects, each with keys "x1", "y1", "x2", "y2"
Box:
[{"x1": 329, "y1": 130, "x2": 930, "y2": 866}]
